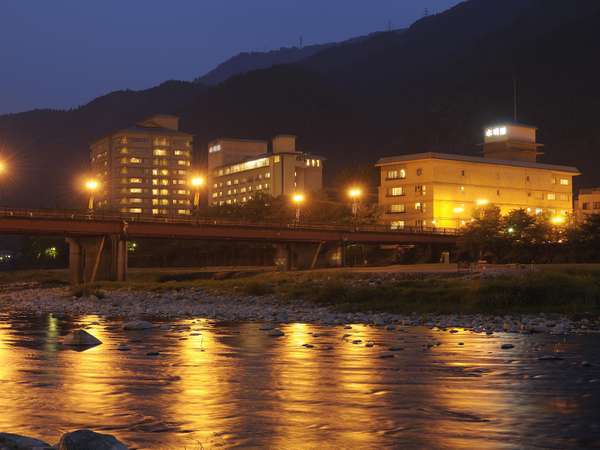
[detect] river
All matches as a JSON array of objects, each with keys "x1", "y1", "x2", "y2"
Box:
[{"x1": 0, "y1": 314, "x2": 599, "y2": 449}]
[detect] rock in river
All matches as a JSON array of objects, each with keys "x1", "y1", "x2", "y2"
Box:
[
  {"x1": 62, "y1": 330, "x2": 102, "y2": 347},
  {"x1": 57, "y1": 429, "x2": 128, "y2": 450},
  {"x1": 0, "y1": 432, "x2": 54, "y2": 449},
  {"x1": 123, "y1": 320, "x2": 153, "y2": 330}
]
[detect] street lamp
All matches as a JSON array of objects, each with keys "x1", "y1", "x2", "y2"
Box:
[
  {"x1": 190, "y1": 174, "x2": 206, "y2": 210},
  {"x1": 347, "y1": 187, "x2": 363, "y2": 229},
  {"x1": 84, "y1": 178, "x2": 99, "y2": 211},
  {"x1": 292, "y1": 193, "x2": 305, "y2": 224}
]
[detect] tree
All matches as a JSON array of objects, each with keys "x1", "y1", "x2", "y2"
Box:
[{"x1": 461, "y1": 205, "x2": 504, "y2": 262}]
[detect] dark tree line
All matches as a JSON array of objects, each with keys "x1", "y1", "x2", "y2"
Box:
[{"x1": 460, "y1": 205, "x2": 600, "y2": 263}]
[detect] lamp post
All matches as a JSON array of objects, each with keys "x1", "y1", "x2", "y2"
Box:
[
  {"x1": 292, "y1": 193, "x2": 305, "y2": 224},
  {"x1": 84, "y1": 178, "x2": 99, "y2": 211},
  {"x1": 190, "y1": 175, "x2": 206, "y2": 211},
  {"x1": 347, "y1": 187, "x2": 363, "y2": 228}
]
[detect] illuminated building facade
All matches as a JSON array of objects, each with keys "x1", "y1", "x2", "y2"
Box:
[
  {"x1": 90, "y1": 115, "x2": 193, "y2": 216},
  {"x1": 377, "y1": 123, "x2": 580, "y2": 230},
  {"x1": 208, "y1": 135, "x2": 323, "y2": 206},
  {"x1": 575, "y1": 188, "x2": 600, "y2": 221}
]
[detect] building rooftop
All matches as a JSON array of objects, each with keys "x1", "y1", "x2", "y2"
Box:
[
  {"x1": 376, "y1": 152, "x2": 580, "y2": 174},
  {"x1": 579, "y1": 188, "x2": 600, "y2": 195},
  {"x1": 212, "y1": 150, "x2": 326, "y2": 172}
]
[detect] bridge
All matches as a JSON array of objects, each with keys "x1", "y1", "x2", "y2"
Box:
[{"x1": 0, "y1": 208, "x2": 459, "y2": 284}]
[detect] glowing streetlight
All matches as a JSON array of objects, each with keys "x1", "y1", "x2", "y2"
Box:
[
  {"x1": 347, "y1": 187, "x2": 363, "y2": 223},
  {"x1": 190, "y1": 174, "x2": 206, "y2": 209},
  {"x1": 0, "y1": 160, "x2": 5, "y2": 175},
  {"x1": 84, "y1": 178, "x2": 99, "y2": 210},
  {"x1": 551, "y1": 215, "x2": 566, "y2": 226},
  {"x1": 292, "y1": 193, "x2": 305, "y2": 223}
]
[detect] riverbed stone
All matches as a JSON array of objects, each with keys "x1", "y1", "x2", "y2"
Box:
[
  {"x1": 123, "y1": 320, "x2": 153, "y2": 330},
  {"x1": 62, "y1": 330, "x2": 102, "y2": 347},
  {"x1": 0, "y1": 433, "x2": 53, "y2": 450},
  {"x1": 57, "y1": 429, "x2": 128, "y2": 450}
]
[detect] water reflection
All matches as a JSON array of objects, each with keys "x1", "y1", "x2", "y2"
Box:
[{"x1": 0, "y1": 316, "x2": 598, "y2": 449}]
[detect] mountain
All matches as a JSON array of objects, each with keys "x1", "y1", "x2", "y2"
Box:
[
  {"x1": 195, "y1": 30, "x2": 401, "y2": 86},
  {"x1": 195, "y1": 44, "x2": 334, "y2": 86},
  {"x1": 2, "y1": 0, "x2": 600, "y2": 209}
]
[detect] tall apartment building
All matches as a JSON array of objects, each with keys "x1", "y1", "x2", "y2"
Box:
[
  {"x1": 575, "y1": 188, "x2": 600, "y2": 221},
  {"x1": 207, "y1": 135, "x2": 323, "y2": 206},
  {"x1": 377, "y1": 123, "x2": 580, "y2": 230},
  {"x1": 90, "y1": 115, "x2": 193, "y2": 216}
]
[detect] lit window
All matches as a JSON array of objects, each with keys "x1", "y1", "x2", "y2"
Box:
[
  {"x1": 128, "y1": 208, "x2": 142, "y2": 214},
  {"x1": 177, "y1": 209, "x2": 190, "y2": 215},
  {"x1": 129, "y1": 198, "x2": 143, "y2": 204},
  {"x1": 274, "y1": 155, "x2": 280, "y2": 163},
  {"x1": 547, "y1": 193, "x2": 556, "y2": 200},
  {"x1": 129, "y1": 157, "x2": 142, "y2": 164},
  {"x1": 120, "y1": 148, "x2": 129, "y2": 155},
  {"x1": 265, "y1": 172, "x2": 271, "y2": 179},
  {"x1": 535, "y1": 208, "x2": 543, "y2": 215},
  {"x1": 559, "y1": 178, "x2": 569, "y2": 185},
  {"x1": 153, "y1": 149, "x2": 168, "y2": 156},
  {"x1": 390, "y1": 204, "x2": 406, "y2": 213},
  {"x1": 129, "y1": 178, "x2": 142, "y2": 183},
  {"x1": 209, "y1": 144, "x2": 221, "y2": 154},
  {"x1": 415, "y1": 202, "x2": 422, "y2": 211},
  {"x1": 176, "y1": 189, "x2": 189, "y2": 195},
  {"x1": 129, "y1": 188, "x2": 142, "y2": 193},
  {"x1": 390, "y1": 187, "x2": 404, "y2": 196},
  {"x1": 174, "y1": 150, "x2": 190, "y2": 156},
  {"x1": 390, "y1": 221, "x2": 405, "y2": 230},
  {"x1": 177, "y1": 160, "x2": 190, "y2": 166}
]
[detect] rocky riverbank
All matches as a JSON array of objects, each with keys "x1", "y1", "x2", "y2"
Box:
[
  {"x1": 0, "y1": 429, "x2": 128, "y2": 450},
  {"x1": 0, "y1": 283, "x2": 599, "y2": 335}
]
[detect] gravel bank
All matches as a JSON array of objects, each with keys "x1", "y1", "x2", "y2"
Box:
[{"x1": 0, "y1": 283, "x2": 599, "y2": 335}]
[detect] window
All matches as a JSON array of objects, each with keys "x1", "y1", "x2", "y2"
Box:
[
  {"x1": 176, "y1": 189, "x2": 189, "y2": 195},
  {"x1": 274, "y1": 155, "x2": 280, "y2": 163},
  {"x1": 209, "y1": 144, "x2": 221, "y2": 154},
  {"x1": 582, "y1": 202, "x2": 590, "y2": 210},
  {"x1": 416, "y1": 168, "x2": 423, "y2": 176},
  {"x1": 177, "y1": 209, "x2": 190, "y2": 215},
  {"x1": 129, "y1": 157, "x2": 142, "y2": 164},
  {"x1": 128, "y1": 198, "x2": 143, "y2": 204},
  {"x1": 559, "y1": 178, "x2": 569, "y2": 186},
  {"x1": 265, "y1": 172, "x2": 271, "y2": 179},
  {"x1": 558, "y1": 193, "x2": 569, "y2": 201},
  {"x1": 174, "y1": 150, "x2": 190, "y2": 156},
  {"x1": 389, "y1": 204, "x2": 406, "y2": 213},
  {"x1": 177, "y1": 160, "x2": 190, "y2": 166},
  {"x1": 390, "y1": 221, "x2": 405, "y2": 230},
  {"x1": 389, "y1": 187, "x2": 404, "y2": 196},
  {"x1": 459, "y1": 185, "x2": 465, "y2": 192},
  {"x1": 120, "y1": 148, "x2": 129, "y2": 155},
  {"x1": 127, "y1": 208, "x2": 142, "y2": 214},
  {"x1": 415, "y1": 202, "x2": 422, "y2": 211},
  {"x1": 535, "y1": 208, "x2": 543, "y2": 215},
  {"x1": 154, "y1": 138, "x2": 168, "y2": 146},
  {"x1": 547, "y1": 193, "x2": 556, "y2": 200},
  {"x1": 461, "y1": 170, "x2": 466, "y2": 177},
  {"x1": 129, "y1": 188, "x2": 142, "y2": 194},
  {"x1": 387, "y1": 169, "x2": 406, "y2": 180},
  {"x1": 153, "y1": 149, "x2": 168, "y2": 156},
  {"x1": 129, "y1": 178, "x2": 142, "y2": 184},
  {"x1": 415, "y1": 185, "x2": 426, "y2": 195},
  {"x1": 594, "y1": 202, "x2": 600, "y2": 210}
]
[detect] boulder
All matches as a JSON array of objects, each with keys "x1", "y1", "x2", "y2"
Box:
[
  {"x1": 57, "y1": 429, "x2": 128, "y2": 450},
  {"x1": 62, "y1": 330, "x2": 102, "y2": 347},
  {"x1": 122, "y1": 320, "x2": 153, "y2": 330},
  {"x1": 0, "y1": 433, "x2": 53, "y2": 450}
]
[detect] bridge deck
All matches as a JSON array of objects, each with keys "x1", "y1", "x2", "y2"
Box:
[{"x1": 0, "y1": 209, "x2": 459, "y2": 245}]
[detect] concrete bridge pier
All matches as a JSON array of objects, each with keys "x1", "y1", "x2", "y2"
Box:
[
  {"x1": 274, "y1": 241, "x2": 347, "y2": 271},
  {"x1": 66, "y1": 235, "x2": 127, "y2": 284}
]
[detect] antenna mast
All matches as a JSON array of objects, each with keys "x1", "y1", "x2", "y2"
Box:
[{"x1": 513, "y1": 77, "x2": 518, "y2": 122}]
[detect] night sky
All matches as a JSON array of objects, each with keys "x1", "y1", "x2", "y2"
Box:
[{"x1": 0, "y1": 0, "x2": 461, "y2": 115}]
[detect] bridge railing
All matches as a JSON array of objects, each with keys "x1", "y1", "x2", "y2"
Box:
[{"x1": 0, "y1": 207, "x2": 460, "y2": 236}]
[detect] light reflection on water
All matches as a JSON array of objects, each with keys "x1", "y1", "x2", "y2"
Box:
[{"x1": 0, "y1": 314, "x2": 599, "y2": 449}]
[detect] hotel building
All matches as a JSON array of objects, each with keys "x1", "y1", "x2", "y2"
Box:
[
  {"x1": 575, "y1": 188, "x2": 600, "y2": 221},
  {"x1": 90, "y1": 115, "x2": 193, "y2": 216},
  {"x1": 207, "y1": 134, "x2": 323, "y2": 206},
  {"x1": 377, "y1": 123, "x2": 580, "y2": 230}
]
